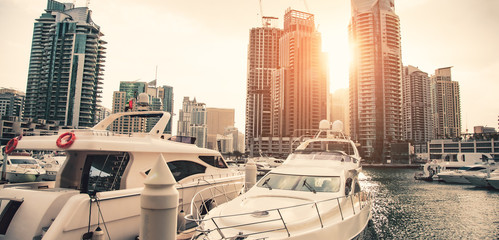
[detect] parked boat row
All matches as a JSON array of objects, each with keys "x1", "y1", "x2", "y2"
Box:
[
  {"x1": 414, "y1": 153, "x2": 499, "y2": 189},
  {"x1": 0, "y1": 151, "x2": 66, "y2": 183}
]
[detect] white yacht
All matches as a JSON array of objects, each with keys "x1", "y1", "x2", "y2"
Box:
[
  {"x1": 249, "y1": 155, "x2": 284, "y2": 168},
  {"x1": 485, "y1": 176, "x2": 499, "y2": 190},
  {"x1": 464, "y1": 168, "x2": 499, "y2": 188},
  {"x1": 415, "y1": 153, "x2": 492, "y2": 181},
  {"x1": 0, "y1": 154, "x2": 46, "y2": 183},
  {"x1": 188, "y1": 120, "x2": 373, "y2": 240},
  {"x1": 38, "y1": 154, "x2": 67, "y2": 181},
  {"x1": 0, "y1": 110, "x2": 243, "y2": 239},
  {"x1": 437, "y1": 165, "x2": 491, "y2": 184}
]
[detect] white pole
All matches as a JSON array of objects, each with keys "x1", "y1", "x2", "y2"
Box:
[
  {"x1": 140, "y1": 155, "x2": 179, "y2": 240},
  {"x1": 245, "y1": 159, "x2": 257, "y2": 192}
]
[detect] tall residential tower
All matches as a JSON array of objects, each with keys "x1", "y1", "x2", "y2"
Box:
[
  {"x1": 349, "y1": 0, "x2": 403, "y2": 162},
  {"x1": 25, "y1": 0, "x2": 106, "y2": 127},
  {"x1": 402, "y1": 66, "x2": 432, "y2": 144},
  {"x1": 272, "y1": 9, "x2": 328, "y2": 138},
  {"x1": 245, "y1": 17, "x2": 283, "y2": 155},
  {"x1": 431, "y1": 67, "x2": 461, "y2": 139}
]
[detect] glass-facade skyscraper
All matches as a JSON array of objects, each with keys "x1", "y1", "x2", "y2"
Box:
[{"x1": 24, "y1": 0, "x2": 106, "y2": 127}]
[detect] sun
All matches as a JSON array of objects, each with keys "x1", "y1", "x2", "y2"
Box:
[{"x1": 321, "y1": 31, "x2": 351, "y2": 92}]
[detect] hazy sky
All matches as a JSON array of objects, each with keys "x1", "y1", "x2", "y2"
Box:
[{"x1": 1, "y1": 0, "x2": 498, "y2": 133}]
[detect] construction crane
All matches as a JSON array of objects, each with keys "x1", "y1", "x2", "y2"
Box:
[{"x1": 258, "y1": 0, "x2": 278, "y2": 27}]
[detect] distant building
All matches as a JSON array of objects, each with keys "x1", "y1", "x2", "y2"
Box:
[
  {"x1": 95, "y1": 105, "x2": 111, "y2": 124},
  {"x1": 0, "y1": 116, "x2": 61, "y2": 145},
  {"x1": 329, "y1": 89, "x2": 349, "y2": 136},
  {"x1": 427, "y1": 138, "x2": 499, "y2": 161},
  {"x1": 271, "y1": 9, "x2": 328, "y2": 139},
  {"x1": 0, "y1": 88, "x2": 25, "y2": 119},
  {"x1": 112, "y1": 82, "x2": 147, "y2": 133},
  {"x1": 349, "y1": 0, "x2": 403, "y2": 162},
  {"x1": 245, "y1": 17, "x2": 283, "y2": 156},
  {"x1": 474, "y1": 126, "x2": 496, "y2": 134},
  {"x1": 161, "y1": 85, "x2": 174, "y2": 134},
  {"x1": 177, "y1": 97, "x2": 207, "y2": 148},
  {"x1": 402, "y1": 66, "x2": 432, "y2": 144},
  {"x1": 431, "y1": 67, "x2": 461, "y2": 139},
  {"x1": 217, "y1": 134, "x2": 233, "y2": 154},
  {"x1": 112, "y1": 81, "x2": 174, "y2": 134},
  {"x1": 222, "y1": 126, "x2": 245, "y2": 153},
  {"x1": 206, "y1": 108, "x2": 235, "y2": 150},
  {"x1": 24, "y1": 0, "x2": 106, "y2": 128}
]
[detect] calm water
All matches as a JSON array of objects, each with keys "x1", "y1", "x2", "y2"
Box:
[{"x1": 362, "y1": 168, "x2": 499, "y2": 239}]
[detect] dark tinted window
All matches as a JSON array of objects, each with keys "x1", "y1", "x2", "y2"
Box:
[
  {"x1": 81, "y1": 152, "x2": 130, "y2": 193},
  {"x1": 167, "y1": 160, "x2": 206, "y2": 182},
  {"x1": 0, "y1": 200, "x2": 22, "y2": 234},
  {"x1": 199, "y1": 156, "x2": 227, "y2": 168}
]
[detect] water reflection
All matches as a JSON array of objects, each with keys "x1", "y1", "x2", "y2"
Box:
[{"x1": 362, "y1": 168, "x2": 499, "y2": 239}]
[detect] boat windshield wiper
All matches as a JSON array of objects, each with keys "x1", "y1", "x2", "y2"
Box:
[
  {"x1": 303, "y1": 179, "x2": 316, "y2": 194},
  {"x1": 262, "y1": 178, "x2": 272, "y2": 190}
]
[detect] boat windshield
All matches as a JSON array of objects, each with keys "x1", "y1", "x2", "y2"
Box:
[
  {"x1": 10, "y1": 159, "x2": 38, "y2": 165},
  {"x1": 256, "y1": 173, "x2": 340, "y2": 193}
]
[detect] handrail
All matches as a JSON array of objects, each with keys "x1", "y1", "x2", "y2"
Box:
[
  {"x1": 185, "y1": 182, "x2": 244, "y2": 222},
  {"x1": 189, "y1": 190, "x2": 373, "y2": 239}
]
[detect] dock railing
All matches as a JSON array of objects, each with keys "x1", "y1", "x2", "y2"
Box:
[{"x1": 185, "y1": 186, "x2": 373, "y2": 240}]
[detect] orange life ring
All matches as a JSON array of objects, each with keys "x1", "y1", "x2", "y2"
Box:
[
  {"x1": 5, "y1": 138, "x2": 18, "y2": 154},
  {"x1": 56, "y1": 132, "x2": 76, "y2": 148}
]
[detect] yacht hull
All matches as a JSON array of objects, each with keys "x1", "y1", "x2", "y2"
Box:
[
  {"x1": 0, "y1": 176, "x2": 243, "y2": 239},
  {"x1": 438, "y1": 174, "x2": 470, "y2": 184},
  {"x1": 486, "y1": 177, "x2": 499, "y2": 190},
  {"x1": 5, "y1": 172, "x2": 40, "y2": 183},
  {"x1": 464, "y1": 175, "x2": 491, "y2": 188}
]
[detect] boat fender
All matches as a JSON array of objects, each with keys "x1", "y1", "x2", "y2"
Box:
[
  {"x1": 5, "y1": 138, "x2": 18, "y2": 154},
  {"x1": 56, "y1": 132, "x2": 76, "y2": 148},
  {"x1": 92, "y1": 226, "x2": 104, "y2": 240}
]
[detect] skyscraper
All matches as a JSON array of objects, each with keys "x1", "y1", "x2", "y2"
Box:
[
  {"x1": 161, "y1": 85, "x2": 174, "y2": 134},
  {"x1": 24, "y1": 0, "x2": 106, "y2": 128},
  {"x1": 431, "y1": 67, "x2": 461, "y2": 139},
  {"x1": 402, "y1": 66, "x2": 432, "y2": 144},
  {"x1": 272, "y1": 9, "x2": 328, "y2": 138},
  {"x1": 245, "y1": 17, "x2": 283, "y2": 155},
  {"x1": 177, "y1": 97, "x2": 207, "y2": 148},
  {"x1": 349, "y1": 0, "x2": 403, "y2": 162}
]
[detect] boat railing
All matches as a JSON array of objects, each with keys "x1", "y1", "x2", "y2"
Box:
[
  {"x1": 185, "y1": 172, "x2": 244, "y2": 184},
  {"x1": 185, "y1": 182, "x2": 245, "y2": 222},
  {"x1": 187, "y1": 190, "x2": 373, "y2": 239}
]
